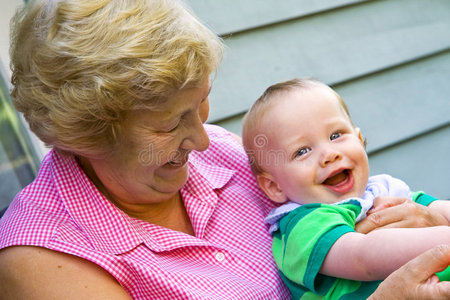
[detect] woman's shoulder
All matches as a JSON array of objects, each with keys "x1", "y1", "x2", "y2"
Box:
[
  {"x1": 197, "y1": 124, "x2": 276, "y2": 212},
  {"x1": 0, "y1": 191, "x2": 69, "y2": 251},
  {"x1": 202, "y1": 124, "x2": 246, "y2": 161},
  {"x1": 204, "y1": 124, "x2": 240, "y2": 144},
  {"x1": 193, "y1": 124, "x2": 255, "y2": 178},
  {"x1": 0, "y1": 151, "x2": 86, "y2": 251}
]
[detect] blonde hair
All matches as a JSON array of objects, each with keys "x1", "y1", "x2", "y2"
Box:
[
  {"x1": 10, "y1": 0, "x2": 223, "y2": 157},
  {"x1": 242, "y1": 78, "x2": 354, "y2": 175}
]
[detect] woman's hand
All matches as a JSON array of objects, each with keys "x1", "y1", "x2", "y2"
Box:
[
  {"x1": 368, "y1": 244, "x2": 450, "y2": 300},
  {"x1": 355, "y1": 197, "x2": 449, "y2": 234}
]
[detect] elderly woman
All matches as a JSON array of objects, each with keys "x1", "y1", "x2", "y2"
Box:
[{"x1": 0, "y1": 0, "x2": 448, "y2": 299}]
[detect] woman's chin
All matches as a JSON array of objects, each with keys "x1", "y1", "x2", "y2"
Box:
[{"x1": 153, "y1": 164, "x2": 189, "y2": 192}]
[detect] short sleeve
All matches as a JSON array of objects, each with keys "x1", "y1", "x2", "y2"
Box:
[
  {"x1": 412, "y1": 191, "x2": 438, "y2": 206},
  {"x1": 273, "y1": 203, "x2": 360, "y2": 294}
]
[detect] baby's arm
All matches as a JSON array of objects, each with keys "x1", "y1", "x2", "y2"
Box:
[
  {"x1": 320, "y1": 226, "x2": 450, "y2": 281},
  {"x1": 429, "y1": 200, "x2": 450, "y2": 223}
]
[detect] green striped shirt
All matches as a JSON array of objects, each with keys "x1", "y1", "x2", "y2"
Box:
[{"x1": 272, "y1": 192, "x2": 437, "y2": 299}]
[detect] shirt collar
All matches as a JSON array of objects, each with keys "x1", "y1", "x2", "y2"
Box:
[{"x1": 51, "y1": 150, "x2": 234, "y2": 254}]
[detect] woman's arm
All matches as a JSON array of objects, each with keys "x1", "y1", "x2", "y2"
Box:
[
  {"x1": 0, "y1": 246, "x2": 132, "y2": 300},
  {"x1": 321, "y1": 226, "x2": 450, "y2": 281},
  {"x1": 369, "y1": 244, "x2": 450, "y2": 300}
]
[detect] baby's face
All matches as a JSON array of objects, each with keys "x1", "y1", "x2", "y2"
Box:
[{"x1": 258, "y1": 86, "x2": 369, "y2": 205}]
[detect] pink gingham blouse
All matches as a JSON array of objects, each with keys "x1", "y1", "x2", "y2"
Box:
[{"x1": 0, "y1": 124, "x2": 289, "y2": 299}]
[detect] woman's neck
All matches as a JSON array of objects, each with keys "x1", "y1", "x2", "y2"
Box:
[
  {"x1": 76, "y1": 155, "x2": 195, "y2": 236},
  {"x1": 120, "y1": 192, "x2": 195, "y2": 236}
]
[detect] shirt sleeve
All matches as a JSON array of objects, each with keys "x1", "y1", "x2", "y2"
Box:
[
  {"x1": 273, "y1": 202, "x2": 361, "y2": 294},
  {"x1": 412, "y1": 191, "x2": 438, "y2": 206}
]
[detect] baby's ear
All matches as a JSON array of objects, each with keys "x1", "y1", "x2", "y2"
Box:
[
  {"x1": 257, "y1": 173, "x2": 288, "y2": 204},
  {"x1": 355, "y1": 128, "x2": 366, "y2": 147}
]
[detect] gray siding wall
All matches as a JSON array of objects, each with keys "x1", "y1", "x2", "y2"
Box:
[{"x1": 187, "y1": 0, "x2": 450, "y2": 199}]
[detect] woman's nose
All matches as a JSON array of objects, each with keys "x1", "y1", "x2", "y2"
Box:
[
  {"x1": 320, "y1": 148, "x2": 342, "y2": 167},
  {"x1": 181, "y1": 122, "x2": 210, "y2": 152}
]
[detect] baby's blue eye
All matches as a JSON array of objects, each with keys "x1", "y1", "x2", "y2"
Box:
[
  {"x1": 330, "y1": 133, "x2": 341, "y2": 140},
  {"x1": 296, "y1": 147, "x2": 311, "y2": 157}
]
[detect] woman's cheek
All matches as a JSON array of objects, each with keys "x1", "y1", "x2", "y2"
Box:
[{"x1": 137, "y1": 132, "x2": 178, "y2": 166}]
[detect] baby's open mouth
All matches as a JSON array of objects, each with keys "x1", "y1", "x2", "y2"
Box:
[{"x1": 323, "y1": 170, "x2": 350, "y2": 186}]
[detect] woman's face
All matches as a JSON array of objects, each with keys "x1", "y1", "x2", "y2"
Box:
[{"x1": 81, "y1": 77, "x2": 211, "y2": 209}]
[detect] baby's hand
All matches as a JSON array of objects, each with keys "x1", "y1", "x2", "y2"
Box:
[{"x1": 355, "y1": 196, "x2": 449, "y2": 234}]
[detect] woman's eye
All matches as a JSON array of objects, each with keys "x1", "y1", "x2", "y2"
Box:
[
  {"x1": 166, "y1": 120, "x2": 182, "y2": 132},
  {"x1": 330, "y1": 132, "x2": 341, "y2": 140},
  {"x1": 295, "y1": 147, "x2": 311, "y2": 157},
  {"x1": 168, "y1": 124, "x2": 179, "y2": 132}
]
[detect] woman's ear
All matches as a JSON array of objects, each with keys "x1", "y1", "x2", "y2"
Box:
[{"x1": 256, "y1": 173, "x2": 288, "y2": 204}]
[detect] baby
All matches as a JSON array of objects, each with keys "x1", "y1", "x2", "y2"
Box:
[{"x1": 242, "y1": 78, "x2": 450, "y2": 299}]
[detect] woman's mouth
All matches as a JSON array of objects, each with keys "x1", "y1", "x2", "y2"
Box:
[
  {"x1": 163, "y1": 152, "x2": 190, "y2": 169},
  {"x1": 165, "y1": 160, "x2": 186, "y2": 168},
  {"x1": 322, "y1": 169, "x2": 354, "y2": 194}
]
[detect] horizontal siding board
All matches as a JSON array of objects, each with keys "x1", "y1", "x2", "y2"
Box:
[
  {"x1": 368, "y1": 125, "x2": 450, "y2": 200},
  {"x1": 212, "y1": 51, "x2": 450, "y2": 153},
  {"x1": 186, "y1": 0, "x2": 366, "y2": 35},
  {"x1": 208, "y1": 0, "x2": 450, "y2": 122},
  {"x1": 335, "y1": 51, "x2": 450, "y2": 153}
]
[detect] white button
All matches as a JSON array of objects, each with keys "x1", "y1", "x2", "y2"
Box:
[{"x1": 215, "y1": 252, "x2": 225, "y2": 262}]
